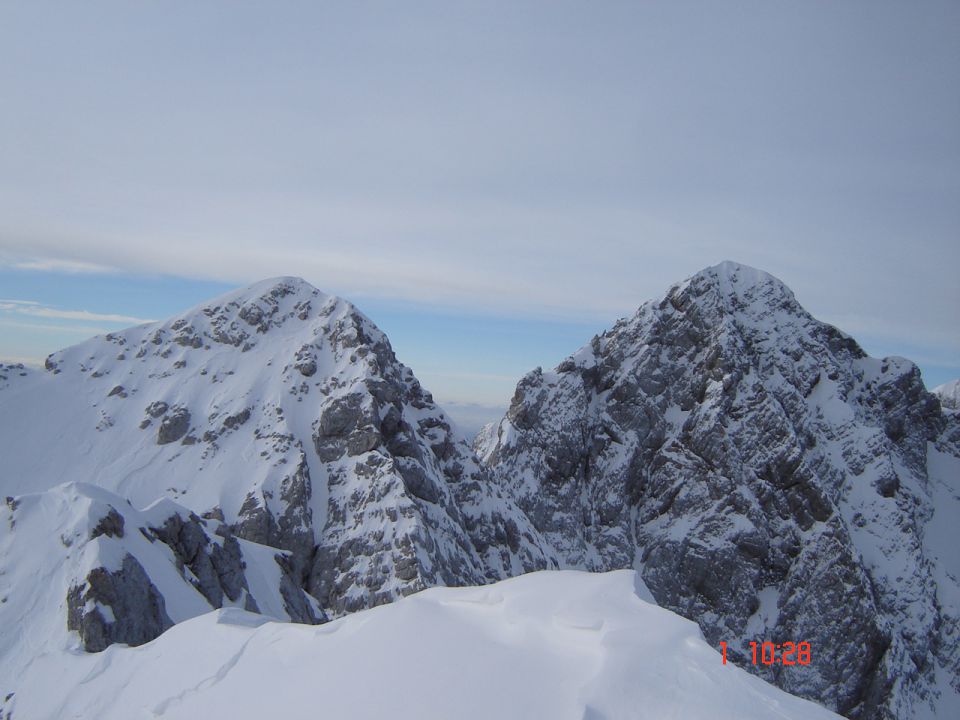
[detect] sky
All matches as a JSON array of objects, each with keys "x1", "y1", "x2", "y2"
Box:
[{"x1": 1, "y1": 1, "x2": 958, "y2": 434}]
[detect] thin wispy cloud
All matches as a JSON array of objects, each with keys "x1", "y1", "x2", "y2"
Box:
[
  {"x1": 0, "y1": 319, "x2": 114, "y2": 336},
  {"x1": 0, "y1": 300, "x2": 154, "y2": 326},
  {"x1": 0, "y1": 354, "x2": 44, "y2": 367},
  {"x1": 18, "y1": 306, "x2": 154, "y2": 324},
  {"x1": 11, "y1": 258, "x2": 118, "y2": 274}
]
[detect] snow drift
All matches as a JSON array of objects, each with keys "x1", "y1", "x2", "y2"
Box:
[{"x1": 0, "y1": 570, "x2": 842, "y2": 720}]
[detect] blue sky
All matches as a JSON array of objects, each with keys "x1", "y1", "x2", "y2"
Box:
[{"x1": 1, "y1": 2, "x2": 958, "y2": 431}]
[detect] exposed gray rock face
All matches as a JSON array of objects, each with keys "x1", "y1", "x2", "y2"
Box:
[
  {"x1": 478, "y1": 262, "x2": 960, "y2": 720},
  {"x1": 156, "y1": 406, "x2": 191, "y2": 445},
  {"x1": 300, "y1": 310, "x2": 551, "y2": 615},
  {"x1": 67, "y1": 553, "x2": 173, "y2": 652},
  {"x1": 0, "y1": 482, "x2": 329, "y2": 655},
  {"x1": 57, "y1": 491, "x2": 327, "y2": 652},
  {"x1": 150, "y1": 513, "x2": 260, "y2": 613},
  {"x1": 90, "y1": 507, "x2": 124, "y2": 539},
  {"x1": 232, "y1": 451, "x2": 315, "y2": 586}
]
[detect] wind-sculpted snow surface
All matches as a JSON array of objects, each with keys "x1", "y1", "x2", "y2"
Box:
[
  {"x1": 477, "y1": 262, "x2": 960, "y2": 719},
  {"x1": 0, "y1": 570, "x2": 843, "y2": 720},
  {"x1": 0, "y1": 278, "x2": 548, "y2": 641}
]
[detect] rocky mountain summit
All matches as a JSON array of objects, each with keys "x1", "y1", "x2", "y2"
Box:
[
  {"x1": 0, "y1": 277, "x2": 549, "y2": 682},
  {"x1": 476, "y1": 262, "x2": 960, "y2": 719}
]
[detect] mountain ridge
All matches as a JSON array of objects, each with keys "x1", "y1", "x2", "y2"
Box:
[
  {"x1": 2, "y1": 263, "x2": 957, "y2": 719},
  {"x1": 0, "y1": 276, "x2": 550, "y2": 651}
]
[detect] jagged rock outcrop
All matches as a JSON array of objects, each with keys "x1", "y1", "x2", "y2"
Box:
[
  {"x1": 477, "y1": 262, "x2": 960, "y2": 720},
  {"x1": 67, "y1": 554, "x2": 174, "y2": 652},
  {"x1": 2, "y1": 483, "x2": 323, "y2": 655}
]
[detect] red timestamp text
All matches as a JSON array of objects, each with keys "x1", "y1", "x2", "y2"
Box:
[{"x1": 719, "y1": 641, "x2": 811, "y2": 666}]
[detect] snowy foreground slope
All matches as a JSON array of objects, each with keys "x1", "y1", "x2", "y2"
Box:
[{"x1": 1, "y1": 570, "x2": 842, "y2": 720}]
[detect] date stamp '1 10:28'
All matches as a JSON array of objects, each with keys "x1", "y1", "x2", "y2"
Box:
[{"x1": 720, "y1": 641, "x2": 812, "y2": 666}]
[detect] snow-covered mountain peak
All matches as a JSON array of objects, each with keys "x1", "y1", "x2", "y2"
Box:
[
  {"x1": 480, "y1": 263, "x2": 959, "y2": 719},
  {"x1": 706, "y1": 259, "x2": 789, "y2": 290},
  {"x1": 44, "y1": 274, "x2": 391, "y2": 381},
  {"x1": 934, "y1": 379, "x2": 960, "y2": 411},
  {"x1": 1, "y1": 275, "x2": 549, "y2": 654},
  {"x1": 661, "y1": 261, "x2": 812, "y2": 332}
]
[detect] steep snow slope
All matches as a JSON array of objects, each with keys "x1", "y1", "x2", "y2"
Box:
[
  {"x1": 478, "y1": 262, "x2": 960, "y2": 720},
  {"x1": 0, "y1": 570, "x2": 843, "y2": 720},
  {"x1": 0, "y1": 278, "x2": 548, "y2": 638}
]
